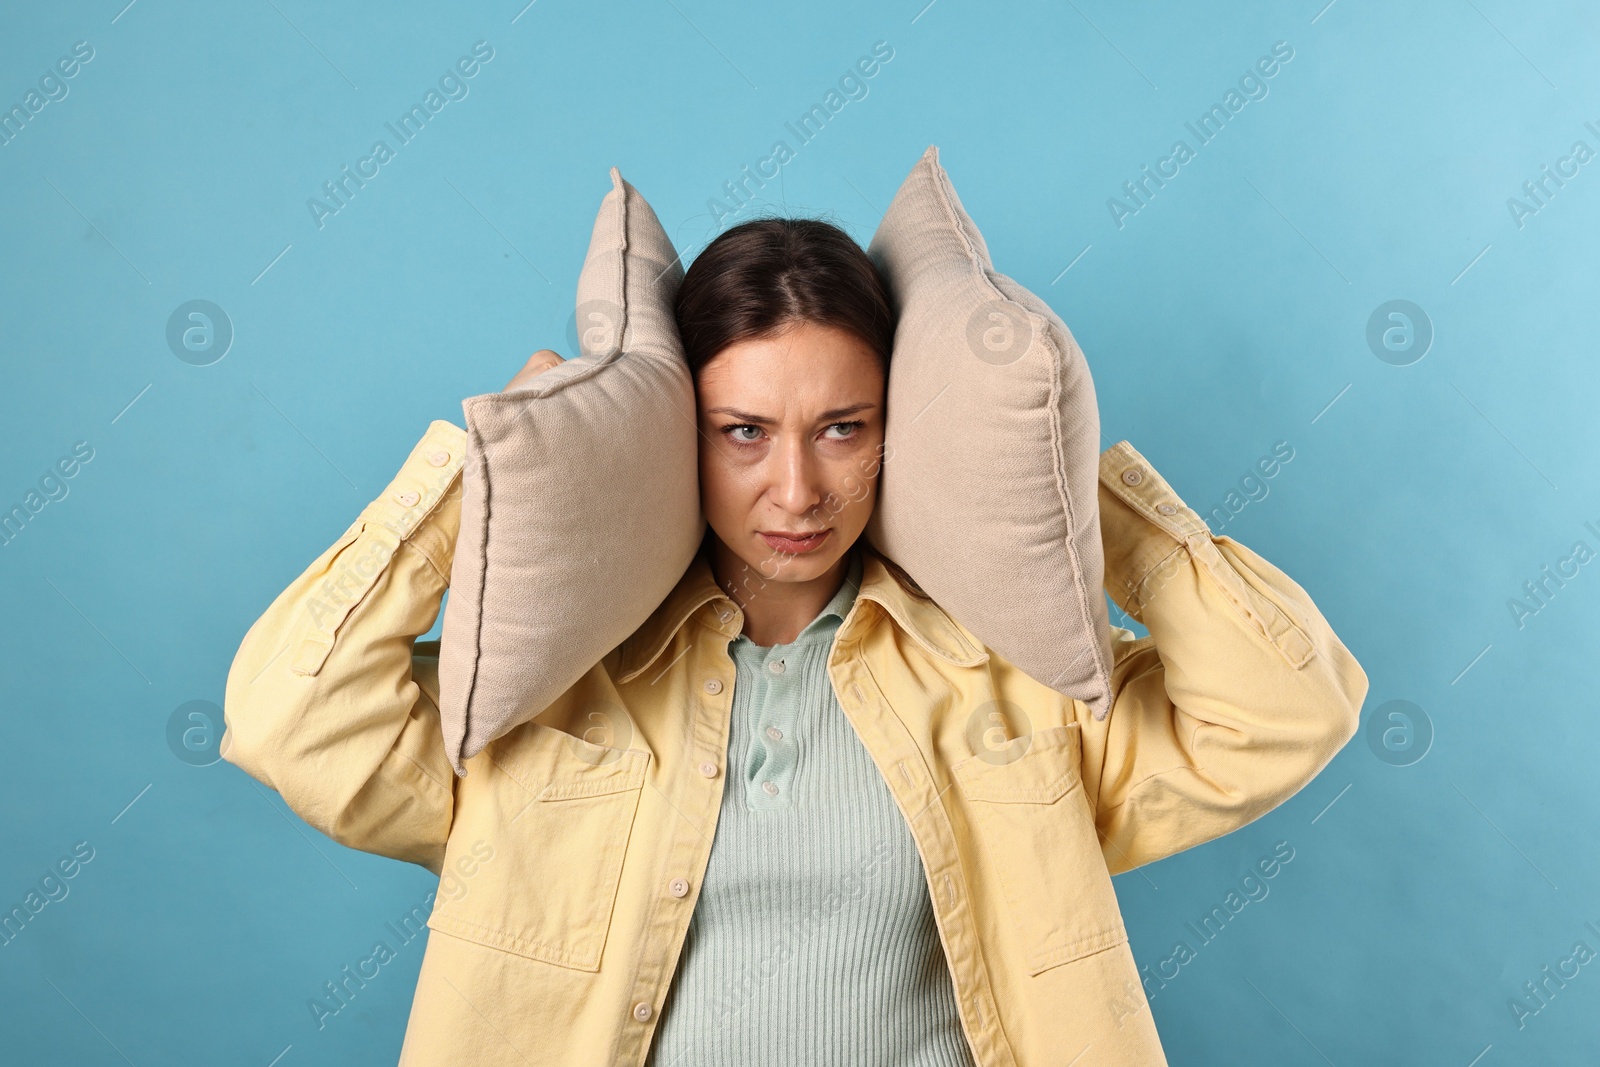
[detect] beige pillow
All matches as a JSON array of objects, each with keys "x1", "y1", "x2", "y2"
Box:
[
  {"x1": 436, "y1": 167, "x2": 704, "y2": 776},
  {"x1": 865, "y1": 145, "x2": 1115, "y2": 720}
]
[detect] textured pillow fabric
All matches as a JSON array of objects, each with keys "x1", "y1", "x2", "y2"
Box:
[
  {"x1": 436, "y1": 167, "x2": 704, "y2": 777},
  {"x1": 864, "y1": 145, "x2": 1115, "y2": 720}
]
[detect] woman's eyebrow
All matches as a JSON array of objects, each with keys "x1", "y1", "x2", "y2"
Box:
[{"x1": 705, "y1": 402, "x2": 877, "y2": 425}]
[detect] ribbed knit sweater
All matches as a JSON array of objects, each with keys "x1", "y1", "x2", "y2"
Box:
[{"x1": 644, "y1": 546, "x2": 976, "y2": 1067}]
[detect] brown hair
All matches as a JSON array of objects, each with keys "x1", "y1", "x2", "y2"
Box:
[
  {"x1": 676, "y1": 215, "x2": 931, "y2": 602},
  {"x1": 674, "y1": 215, "x2": 895, "y2": 378}
]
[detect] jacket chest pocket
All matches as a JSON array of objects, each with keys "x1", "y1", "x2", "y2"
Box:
[
  {"x1": 950, "y1": 723, "x2": 1127, "y2": 975},
  {"x1": 427, "y1": 722, "x2": 650, "y2": 972}
]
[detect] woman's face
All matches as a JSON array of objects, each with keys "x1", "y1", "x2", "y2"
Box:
[{"x1": 695, "y1": 319, "x2": 886, "y2": 592}]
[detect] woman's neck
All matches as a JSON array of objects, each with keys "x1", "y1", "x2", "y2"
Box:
[{"x1": 709, "y1": 537, "x2": 854, "y2": 647}]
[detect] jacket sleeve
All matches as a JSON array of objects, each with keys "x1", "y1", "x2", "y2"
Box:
[
  {"x1": 221, "y1": 419, "x2": 470, "y2": 877},
  {"x1": 1078, "y1": 441, "x2": 1368, "y2": 876}
]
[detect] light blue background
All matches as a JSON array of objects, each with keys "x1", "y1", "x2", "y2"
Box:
[{"x1": 3, "y1": 1, "x2": 1597, "y2": 1063}]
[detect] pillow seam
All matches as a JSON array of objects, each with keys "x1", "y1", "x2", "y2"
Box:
[
  {"x1": 931, "y1": 150, "x2": 1113, "y2": 712},
  {"x1": 460, "y1": 419, "x2": 493, "y2": 754},
  {"x1": 1044, "y1": 330, "x2": 1115, "y2": 711}
]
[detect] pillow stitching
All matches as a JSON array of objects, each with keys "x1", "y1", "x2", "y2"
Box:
[
  {"x1": 452, "y1": 172, "x2": 690, "y2": 768},
  {"x1": 1042, "y1": 330, "x2": 1115, "y2": 716},
  {"x1": 928, "y1": 149, "x2": 989, "y2": 270},
  {"x1": 459, "y1": 415, "x2": 494, "y2": 761},
  {"x1": 462, "y1": 172, "x2": 632, "y2": 748},
  {"x1": 929, "y1": 150, "x2": 1114, "y2": 715},
  {"x1": 614, "y1": 170, "x2": 632, "y2": 356}
]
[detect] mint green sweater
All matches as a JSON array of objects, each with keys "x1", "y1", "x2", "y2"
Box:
[{"x1": 645, "y1": 546, "x2": 976, "y2": 1066}]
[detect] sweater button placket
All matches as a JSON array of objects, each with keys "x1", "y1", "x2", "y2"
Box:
[
  {"x1": 653, "y1": 553, "x2": 964, "y2": 1061},
  {"x1": 763, "y1": 651, "x2": 792, "y2": 806}
]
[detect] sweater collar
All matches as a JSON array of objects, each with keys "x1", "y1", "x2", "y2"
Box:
[{"x1": 616, "y1": 542, "x2": 988, "y2": 683}]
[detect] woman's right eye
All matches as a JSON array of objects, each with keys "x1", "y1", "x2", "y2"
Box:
[{"x1": 723, "y1": 424, "x2": 764, "y2": 444}]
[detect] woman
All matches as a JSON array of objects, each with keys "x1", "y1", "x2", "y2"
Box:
[{"x1": 222, "y1": 217, "x2": 1367, "y2": 1067}]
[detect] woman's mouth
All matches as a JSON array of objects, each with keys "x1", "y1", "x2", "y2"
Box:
[{"x1": 759, "y1": 529, "x2": 831, "y2": 554}]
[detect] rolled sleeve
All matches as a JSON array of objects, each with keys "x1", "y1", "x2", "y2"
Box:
[
  {"x1": 222, "y1": 419, "x2": 469, "y2": 875},
  {"x1": 1081, "y1": 441, "x2": 1368, "y2": 876}
]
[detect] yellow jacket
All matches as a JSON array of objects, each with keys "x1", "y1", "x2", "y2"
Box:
[{"x1": 222, "y1": 419, "x2": 1367, "y2": 1066}]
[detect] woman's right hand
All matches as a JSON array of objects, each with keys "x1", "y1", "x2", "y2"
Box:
[{"x1": 502, "y1": 349, "x2": 564, "y2": 392}]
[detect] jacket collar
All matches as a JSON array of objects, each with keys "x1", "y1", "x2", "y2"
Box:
[{"x1": 616, "y1": 543, "x2": 989, "y2": 683}]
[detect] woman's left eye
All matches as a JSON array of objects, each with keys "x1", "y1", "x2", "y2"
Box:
[{"x1": 720, "y1": 421, "x2": 864, "y2": 445}]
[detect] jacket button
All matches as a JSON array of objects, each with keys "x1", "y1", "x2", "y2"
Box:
[
  {"x1": 762, "y1": 781, "x2": 779, "y2": 796},
  {"x1": 1157, "y1": 502, "x2": 1176, "y2": 515},
  {"x1": 393, "y1": 490, "x2": 421, "y2": 507},
  {"x1": 1121, "y1": 468, "x2": 1143, "y2": 486},
  {"x1": 765, "y1": 726, "x2": 783, "y2": 741},
  {"x1": 426, "y1": 450, "x2": 450, "y2": 466},
  {"x1": 767, "y1": 659, "x2": 785, "y2": 675},
  {"x1": 668, "y1": 877, "x2": 689, "y2": 897},
  {"x1": 698, "y1": 761, "x2": 719, "y2": 778},
  {"x1": 703, "y1": 678, "x2": 723, "y2": 695},
  {"x1": 632, "y1": 1001, "x2": 652, "y2": 1022}
]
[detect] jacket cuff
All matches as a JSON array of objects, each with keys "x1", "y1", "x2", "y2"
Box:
[
  {"x1": 357, "y1": 420, "x2": 468, "y2": 543},
  {"x1": 1097, "y1": 440, "x2": 1211, "y2": 620},
  {"x1": 290, "y1": 420, "x2": 467, "y2": 676}
]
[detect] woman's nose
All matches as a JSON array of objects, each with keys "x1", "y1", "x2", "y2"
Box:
[{"x1": 771, "y1": 440, "x2": 823, "y2": 517}]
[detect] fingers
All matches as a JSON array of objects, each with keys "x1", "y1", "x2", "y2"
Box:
[{"x1": 502, "y1": 349, "x2": 565, "y2": 392}]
